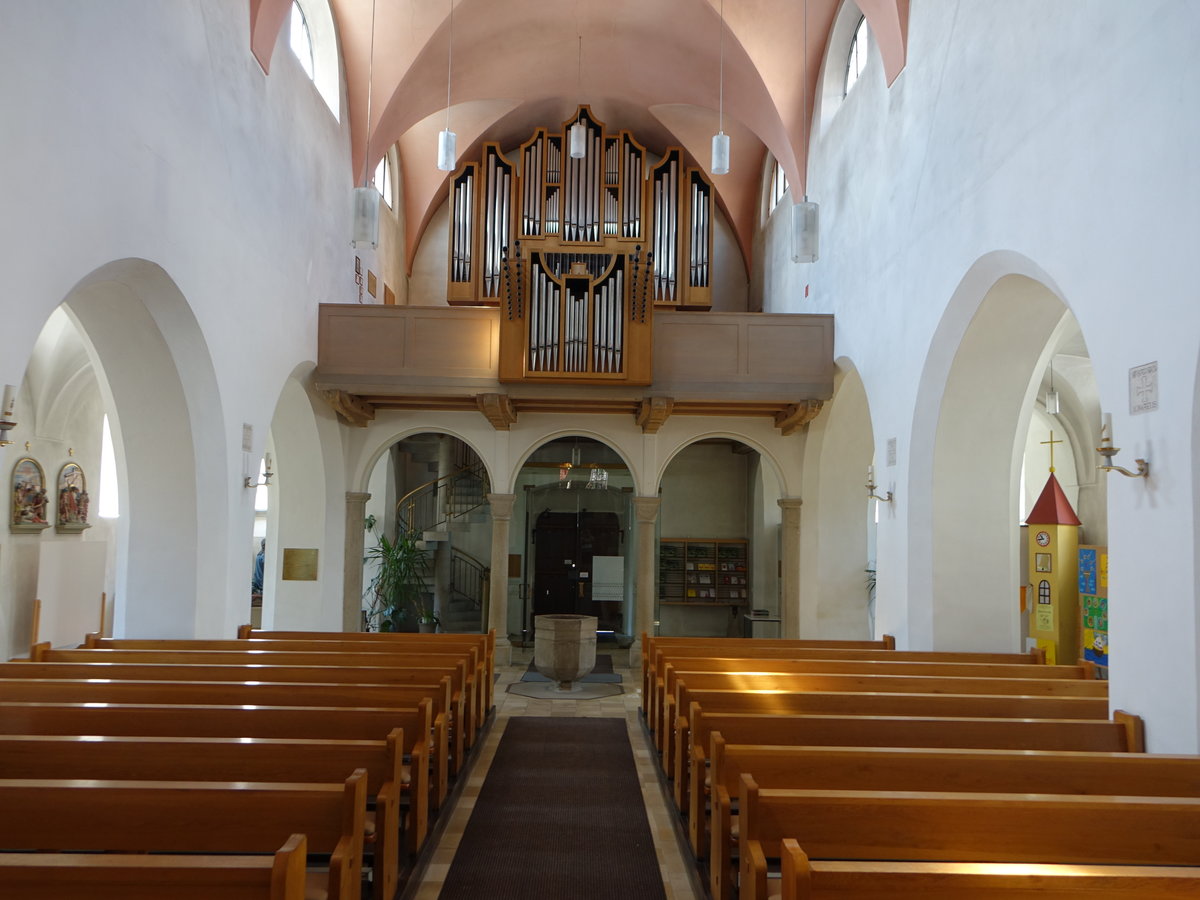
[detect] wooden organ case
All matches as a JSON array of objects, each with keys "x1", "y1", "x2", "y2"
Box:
[{"x1": 447, "y1": 106, "x2": 716, "y2": 386}]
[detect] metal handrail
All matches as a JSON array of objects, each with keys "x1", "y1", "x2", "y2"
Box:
[
  {"x1": 450, "y1": 547, "x2": 489, "y2": 611},
  {"x1": 396, "y1": 461, "x2": 490, "y2": 535}
]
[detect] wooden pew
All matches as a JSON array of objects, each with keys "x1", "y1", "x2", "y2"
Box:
[
  {"x1": 658, "y1": 659, "x2": 1099, "y2": 759},
  {"x1": 25, "y1": 645, "x2": 476, "y2": 773},
  {"x1": 710, "y1": 742, "x2": 1200, "y2": 900},
  {"x1": 0, "y1": 771, "x2": 367, "y2": 900},
  {"x1": 680, "y1": 688, "x2": 1111, "y2": 854},
  {"x1": 0, "y1": 674, "x2": 451, "y2": 805},
  {"x1": 0, "y1": 731, "x2": 410, "y2": 896},
  {"x1": 0, "y1": 833, "x2": 310, "y2": 900},
  {"x1": 738, "y1": 777, "x2": 1200, "y2": 900},
  {"x1": 0, "y1": 658, "x2": 469, "y2": 747},
  {"x1": 666, "y1": 670, "x2": 1110, "y2": 798},
  {"x1": 643, "y1": 635, "x2": 903, "y2": 717},
  {"x1": 0, "y1": 698, "x2": 433, "y2": 850},
  {"x1": 82, "y1": 635, "x2": 490, "y2": 745},
  {"x1": 234, "y1": 627, "x2": 496, "y2": 714},
  {"x1": 778, "y1": 839, "x2": 1200, "y2": 900},
  {"x1": 684, "y1": 709, "x2": 1143, "y2": 848},
  {"x1": 643, "y1": 643, "x2": 1048, "y2": 735}
]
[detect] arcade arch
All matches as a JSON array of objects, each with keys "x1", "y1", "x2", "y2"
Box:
[{"x1": 910, "y1": 262, "x2": 1103, "y2": 655}]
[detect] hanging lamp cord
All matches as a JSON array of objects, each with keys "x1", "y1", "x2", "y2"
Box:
[{"x1": 363, "y1": 0, "x2": 376, "y2": 188}]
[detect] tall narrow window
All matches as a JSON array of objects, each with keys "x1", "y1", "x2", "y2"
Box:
[
  {"x1": 844, "y1": 15, "x2": 868, "y2": 97},
  {"x1": 375, "y1": 155, "x2": 393, "y2": 208},
  {"x1": 98, "y1": 414, "x2": 119, "y2": 518},
  {"x1": 289, "y1": 1, "x2": 315, "y2": 80},
  {"x1": 769, "y1": 161, "x2": 789, "y2": 213}
]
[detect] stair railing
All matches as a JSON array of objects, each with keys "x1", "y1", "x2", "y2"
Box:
[
  {"x1": 397, "y1": 461, "x2": 490, "y2": 536},
  {"x1": 449, "y1": 547, "x2": 490, "y2": 630}
]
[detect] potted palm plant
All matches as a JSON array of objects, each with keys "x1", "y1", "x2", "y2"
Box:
[{"x1": 364, "y1": 516, "x2": 438, "y2": 632}]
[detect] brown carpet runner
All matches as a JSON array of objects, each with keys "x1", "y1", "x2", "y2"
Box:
[{"x1": 438, "y1": 717, "x2": 666, "y2": 900}]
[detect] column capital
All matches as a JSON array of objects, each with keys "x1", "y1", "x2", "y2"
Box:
[
  {"x1": 777, "y1": 497, "x2": 804, "y2": 513},
  {"x1": 486, "y1": 492, "x2": 516, "y2": 521},
  {"x1": 346, "y1": 492, "x2": 371, "y2": 504},
  {"x1": 632, "y1": 496, "x2": 662, "y2": 524}
]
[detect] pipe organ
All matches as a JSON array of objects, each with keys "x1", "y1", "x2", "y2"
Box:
[{"x1": 447, "y1": 106, "x2": 715, "y2": 385}]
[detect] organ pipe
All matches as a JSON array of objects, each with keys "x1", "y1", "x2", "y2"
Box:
[{"x1": 455, "y1": 106, "x2": 714, "y2": 382}]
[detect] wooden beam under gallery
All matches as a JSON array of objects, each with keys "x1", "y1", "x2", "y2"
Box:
[
  {"x1": 476, "y1": 393, "x2": 518, "y2": 431},
  {"x1": 636, "y1": 397, "x2": 674, "y2": 434},
  {"x1": 774, "y1": 399, "x2": 823, "y2": 435},
  {"x1": 322, "y1": 389, "x2": 375, "y2": 428}
]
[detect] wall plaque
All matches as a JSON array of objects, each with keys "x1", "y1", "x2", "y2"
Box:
[
  {"x1": 1129, "y1": 361, "x2": 1158, "y2": 415},
  {"x1": 282, "y1": 548, "x2": 318, "y2": 581}
]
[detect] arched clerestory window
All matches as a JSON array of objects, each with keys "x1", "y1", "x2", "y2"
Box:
[{"x1": 288, "y1": 0, "x2": 341, "y2": 120}]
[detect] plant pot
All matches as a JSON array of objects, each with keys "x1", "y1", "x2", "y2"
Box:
[{"x1": 418, "y1": 621, "x2": 438, "y2": 634}]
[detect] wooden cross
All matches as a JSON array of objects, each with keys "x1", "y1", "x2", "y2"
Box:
[{"x1": 1041, "y1": 430, "x2": 1064, "y2": 473}]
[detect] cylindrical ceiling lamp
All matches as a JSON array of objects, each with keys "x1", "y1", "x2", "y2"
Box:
[
  {"x1": 711, "y1": 132, "x2": 730, "y2": 175},
  {"x1": 791, "y1": 200, "x2": 819, "y2": 263},
  {"x1": 569, "y1": 120, "x2": 586, "y2": 159},
  {"x1": 352, "y1": 185, "x2": 380, "y2": 248},
  {"x1": 711, "y1": 0, "x2": 729, "y2": 174},
  {"x1": 437, "y1": 129, "x2": 457, "y2": 171}
]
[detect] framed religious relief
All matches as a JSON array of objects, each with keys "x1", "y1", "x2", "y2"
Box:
[
  {"x1": 55, "y1": 461, "x2": 91, "y2": 534},
  {"x1": 11, "y1": 457, "x2": 50, "y2": 533}
]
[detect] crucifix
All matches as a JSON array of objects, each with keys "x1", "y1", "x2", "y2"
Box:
[{"x1": 1041, "y1": 430, "x2": 1064, "y2": 473}]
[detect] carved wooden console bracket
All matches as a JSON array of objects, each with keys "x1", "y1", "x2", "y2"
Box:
[
  {"x1": 774, "y1": 399, "x2": 823, "y2": 435},
  {"x1": 635, "y1": 396, "x2": 675, "y2": 434},
  {"x1": 324, "y1": 390, "x2": 375, "y2": 428},
  {"x1": 477, "y1": 393, "x2": 518, "y2": 430}
]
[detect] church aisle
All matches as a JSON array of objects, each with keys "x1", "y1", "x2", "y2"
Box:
[{"x1": 403, "y1": 648, "x2": 702, "y2": 900}]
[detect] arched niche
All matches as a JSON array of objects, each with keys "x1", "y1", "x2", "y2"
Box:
[
  {"x1": 58, "y1": 259, "x2": 224, "y2": 639},
  {"x1": 511, "y1": 436, "x2": 634, "y2": 646},
  {"x1": 911, "y1": 266, "x2": 1082, "y2": 652},
  {"x1": 800, "y1": 360, "x2": 876, "y2": 640},
  {"x1": 656, "y1": 435, "x2": 780, "y2": 639},
  {"x1": 358, "y1": 431, "x2": 491, "y2": 635}
]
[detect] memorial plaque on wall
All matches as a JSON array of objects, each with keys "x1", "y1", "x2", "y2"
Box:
[{"x1": 282, "y1": 548, "x2": 318, "y2": 581}]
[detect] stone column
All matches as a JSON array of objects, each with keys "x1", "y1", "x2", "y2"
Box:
[
  {"x1": 343, "y1": 492, "x2": 371, "y2": 632},
  {"x1": 486, "y1": 492, "x2": 515, "y2": 666},
  {"x1": 629, "y1": 496, "x2": 661, "y2": 670},
  {"x1": 778, "y1": 497, "x2": 803, "y2": 639}
]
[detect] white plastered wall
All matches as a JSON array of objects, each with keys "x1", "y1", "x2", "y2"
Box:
[
  {"x1": 800, "y1": 361, "x2": 874, "y2": 640},
  {"x1": 763, "y1": 1, "x2": 1200, "y2": 749},
  {"x1": 0, "y1": 3, "x2": 353, "y2": 642}
]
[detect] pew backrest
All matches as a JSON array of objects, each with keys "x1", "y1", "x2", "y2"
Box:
[
  {"x1": 0, "y1": 772, "x2": 367, "y2": 900},
  {"x1": 0, "y1": 833, "x2": 310, "y2": 900}
]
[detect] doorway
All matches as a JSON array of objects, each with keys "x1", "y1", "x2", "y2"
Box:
[{"x1": 532, "y1": 509, "x2": 622, "y2": 632}]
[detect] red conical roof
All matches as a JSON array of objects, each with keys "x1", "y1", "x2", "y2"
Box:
[{"x1": 1025, "y1": 472, "x2": 1081, "y2": 526}]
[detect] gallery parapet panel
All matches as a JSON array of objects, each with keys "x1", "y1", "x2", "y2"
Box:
[{"x1": 315, "y1": 303, "x2": 832, "y2": 436}]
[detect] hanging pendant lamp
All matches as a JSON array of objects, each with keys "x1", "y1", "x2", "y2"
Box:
[
  {"x1": 711, "y1": 0, "x2": 729, "y2": 174},
  {"x1": 437, "y1": 0, "x2": 457, "y2": 171},
  {"x1": 792, "y1": 0, "x2": 818, "y2": 262},
  {"x1": 352, "y1": 0, "x2": 379, "y2": 248}
]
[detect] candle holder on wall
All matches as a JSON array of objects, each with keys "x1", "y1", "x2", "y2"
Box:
[{"x1": 1096, "y1": 414, "x2": 1149, "y2": 479}]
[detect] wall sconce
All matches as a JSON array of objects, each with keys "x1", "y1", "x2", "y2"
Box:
[
  {"x1": 1097, "y1": 413, "x2": 1149, "y2": 478},
  {"x1": 866, "y1": 465, "x2": 893, "y2": 502},
  {"x1": 245, "y1": 452, "x2": 274, "y2": 489},
  {"x1": 0, "y1": 384, "x2": 16, "y2": 446}
]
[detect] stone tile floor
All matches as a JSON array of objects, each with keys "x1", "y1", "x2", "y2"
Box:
[{"x1": 401, "y1": 647, "x2": 703, "y2": 899}]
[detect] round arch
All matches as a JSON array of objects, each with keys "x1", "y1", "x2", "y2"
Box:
[
  {"x1": 653, "y1": 429, "x2": 791, "y2": 498},
  {"x1": 61, "y1": 258, "x2": 225, "y2": 638},
  {"x1": 799, "y1": 359, "x2": 876, "y2": 639},
  {"x1": 908, "y1": 252, "x2": 1077, "y2": 652},
  {"x1": 509, "y1": 428, "x2": 642, "y2": 496},
  {"x1": 352, "y1": 422, "x2": 496, "y2": 497}
]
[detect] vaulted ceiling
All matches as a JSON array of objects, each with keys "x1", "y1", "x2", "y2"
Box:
[{"x1": 248, "y1": 0, "x2": 909, "y2": 271}]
